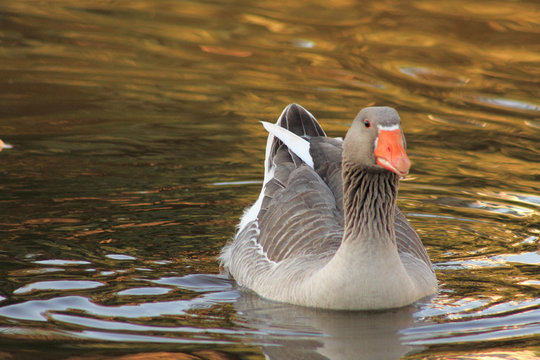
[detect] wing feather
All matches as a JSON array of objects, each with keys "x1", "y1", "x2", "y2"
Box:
[
  {"x1": 394, "y1": 208, "x2": 433, "y2": 268},
  {"x1": 255, "y1": 104, "x2": 343, "y2": 264}
]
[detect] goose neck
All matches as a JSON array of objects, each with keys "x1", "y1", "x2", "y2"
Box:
[{"x1": 342, "y1": 161, "x2": 399, "y2": 247}]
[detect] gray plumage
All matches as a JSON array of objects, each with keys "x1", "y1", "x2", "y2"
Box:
[{"x1": 220, "y1": 104, "x2": 437, "y2": 310}]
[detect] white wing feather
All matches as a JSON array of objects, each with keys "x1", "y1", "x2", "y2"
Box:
[{"x1": 261, "y1": 121, "x2": 314, "y2": 169}]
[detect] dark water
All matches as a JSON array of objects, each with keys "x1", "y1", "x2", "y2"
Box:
[{"x1": 1, "y1": 0, "x2": 539, "y2": 359}]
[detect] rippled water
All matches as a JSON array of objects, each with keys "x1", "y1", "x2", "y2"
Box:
[{"x1": 1, "y1": 0, "x2": 539, "y2": 359}]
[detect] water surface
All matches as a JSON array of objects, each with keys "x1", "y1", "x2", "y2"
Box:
[{"x1": 0, "y1": 0, "x2": 539, "y2": 359}]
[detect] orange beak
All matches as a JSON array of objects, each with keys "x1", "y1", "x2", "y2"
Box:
[{"x1": 374, "y1": 129, "x2": 411, "y2": 177}]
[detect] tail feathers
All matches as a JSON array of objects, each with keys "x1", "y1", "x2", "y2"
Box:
[
  {"x1": 263, "y1": 104, "x2": 325, "y2": 173},
  {"x1": 262, "y1": 121, "x2": 314, "y2": 168},
  {"x1": 277, "y1": 104, "x2": 326, "y2": 138}
]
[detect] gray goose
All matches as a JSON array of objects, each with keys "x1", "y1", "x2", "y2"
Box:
[{"x1": 220, "y1": 104, "x2": 437, "y2": 310}]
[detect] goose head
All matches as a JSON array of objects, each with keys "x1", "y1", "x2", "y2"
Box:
[{"x1": 343, "y1": 107, "x2": 411, "y2": 177}]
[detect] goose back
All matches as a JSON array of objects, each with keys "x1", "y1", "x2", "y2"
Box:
[{"x1": 257, "y1": 104, "x2": 343, "y2": 263}]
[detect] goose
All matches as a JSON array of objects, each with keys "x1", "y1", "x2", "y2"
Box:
[{"x1": 220, "y1": 104, "x2": 437, "y2": 310}]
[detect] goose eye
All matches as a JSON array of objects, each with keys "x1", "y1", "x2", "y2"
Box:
[{"x1": 364, "y1": 120, "x2": 371, "y2": 128}]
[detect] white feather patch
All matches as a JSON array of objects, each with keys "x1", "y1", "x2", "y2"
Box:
[
  {"x1": 377, "y1": 124, "x2": 400, "y2": 131},
  {"x1": 238, "y1": 166, "x2": 274, "y2": 231},
  {"x1": 261, "y1": 121, "x2": 314, "y2": 169}
]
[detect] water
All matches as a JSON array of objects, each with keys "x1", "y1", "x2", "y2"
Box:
[{"x1": 0, "y1": 0, "x2": 539, "y2": 358}]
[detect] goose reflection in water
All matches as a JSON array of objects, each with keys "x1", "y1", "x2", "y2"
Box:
[{"x1": 233, "y1": 290, "x2": 425, "y2": 360}]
